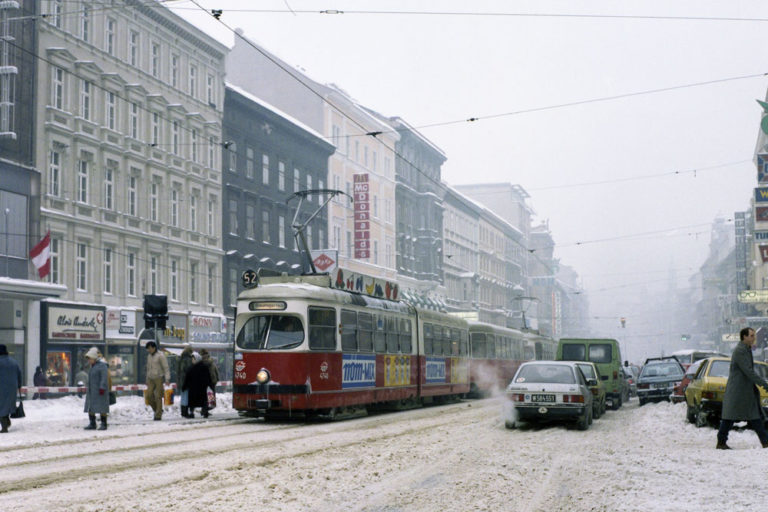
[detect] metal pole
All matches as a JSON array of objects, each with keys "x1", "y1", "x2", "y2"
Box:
[{"x1": 4, "y1": 208, "x2": 8, "y2": 277}]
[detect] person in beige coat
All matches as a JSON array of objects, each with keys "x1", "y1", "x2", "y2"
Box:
[{"x1": 145, "y1": 341, "x2": 170, "y2": 420}]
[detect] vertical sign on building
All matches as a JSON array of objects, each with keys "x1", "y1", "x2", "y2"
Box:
[{"x1": 353, "y1": 174, "x2": 370, "y2": 259}]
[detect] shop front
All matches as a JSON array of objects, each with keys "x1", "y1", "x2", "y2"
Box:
[
  {"x1": 136, "y1": 311, "x2": 188, "y2": 385},
  {"x1": 41, "y1": 302, "x2": 106, "y2": 387},
  {"x1": 189, "y1": 313, "x2": 231, "y2": 382},
  {"x1": 105, "y1": 308, "x2": 139, "y2": 386}
]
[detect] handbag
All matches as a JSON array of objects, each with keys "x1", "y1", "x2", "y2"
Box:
[
  {"x1": 109, "y1": 391, "x2": 117, "y2": 405},
  {"x1": 10, "y1": 398, "x2": 25, "y2": 419},
  {"x1": 206, "y1": 387, "x2": 216, "y2": 410}
]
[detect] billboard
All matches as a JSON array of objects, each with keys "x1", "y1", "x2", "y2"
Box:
[{"x1": 353, "y1": 173, "x2": 370, "y2": 259}]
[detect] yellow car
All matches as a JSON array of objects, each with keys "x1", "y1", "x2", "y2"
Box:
[
  {"x1": 684, "y1": 357, "x2": 768, "y2": 427},
  {"x1": 575, "y1": 361, "x2": 607, "y2": 419}
]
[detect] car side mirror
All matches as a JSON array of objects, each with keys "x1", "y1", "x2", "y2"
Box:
[{"x1": 587, "y1": 378, "x2": 597, "y2": 386}]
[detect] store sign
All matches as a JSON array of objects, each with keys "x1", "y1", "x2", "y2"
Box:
[
  {"x1": 105, "y1": 308, "x2": 136, "y2": 338},
  {"x1": 311, "y1": 250, "x2": 338, "y2": 272},
  {"x1": 189, "y1": 314, "x2": 228, "y2": 343},
  {"x1": 738, "y1": 289, "x2": 768, "y2": 303},
  {"x1": 756, "y1": 187, "x2": 768, "y2": 203},
  {"x1": 47, "y1": 305, "x2": 105, "y2": 342}
]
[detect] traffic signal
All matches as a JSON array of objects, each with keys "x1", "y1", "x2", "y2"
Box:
[
  {"x1": 620, "y1": 317, "x2": 626, "y2": 328},
  {"x1": 681, "y1": 334, "x2": 690, "y2": 342},
  {"x1": 143, "y1": 294, "x2": 168, "y2": 330}
]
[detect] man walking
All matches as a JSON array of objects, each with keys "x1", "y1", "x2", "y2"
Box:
[
  {"x1": 717, "y1": 327, "x2": 768, "y2": 449},
  {"x1": 145, "y1": 341, "x2": 170, "y2": 421}
]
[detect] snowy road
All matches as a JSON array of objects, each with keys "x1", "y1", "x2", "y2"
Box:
[{"x1": 2, "y1": 395, "x2": 768, "y2": 511}]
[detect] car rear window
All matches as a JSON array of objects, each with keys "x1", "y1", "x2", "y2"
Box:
[
  {"x1": 641, "y1": 362, "x2": 683, "y2": 378},
  {"x1": 517, "y1": 364, "x2": 576, "y2": 384},
  {"x1": 561, "y1": 344, "x2": 586, "y2": 361},
  {"x1": 576, "y1": 364, "x2": 596, "y2": 379},
  {"x1": 588, "y1": 344, "x2": 612, "y2": 364}
]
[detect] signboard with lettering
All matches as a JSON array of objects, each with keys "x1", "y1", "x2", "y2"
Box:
[
  {"x1": 425, "y1": 357, "x2": 447, "y2": 383},
  {"x1": 310, "y1": 249, "x2": 338, "y2": 273},
  {"x1": 47, "y1": 305, "x2": 105, "y2": 342},
  {"x1": 738, "y1": 289, "x2": 768, "y2": 303},
  {"x1": 331, "y1": 267, "x2": 399, "y2": 300},
  {"x1": 755, "y1": 187, "x2": 768, "y2": 203},
  {"x1": 353, "y1": 173, "x2": 370, "y2": 259},
  {"x1": 105, "y1": 308, "x2": 136, "y2": 339},
  {"x1": 189, "y1": 314, "x2": 228, "y2": 343},
  {"x1": 342, "y1": 354, "x2": 376, "y2": 388}
]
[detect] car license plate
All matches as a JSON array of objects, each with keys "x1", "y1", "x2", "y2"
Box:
[
  {"x1": 653, "y1": 383, "x2": 668, "y2": 389},
  {"x1": 531, "y1": 394, "x2": 555, "y2": 402}
]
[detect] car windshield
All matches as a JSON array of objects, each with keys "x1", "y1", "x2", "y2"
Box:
[
  {"x1": 236, "y1": 314, "x2": 305, "y2": 350},
  {"x1": 516, "y1": 364, "x2": 576, "y2": 384},
  {"x1": 576, "y1": 364, "x2": 596, "y2": 380},
  {"x1": 640, "y1": 362, "x2": 683, "y2": 378},
  {"x1": 708, "y1": 360, "x2": 730, "y2": 378}
]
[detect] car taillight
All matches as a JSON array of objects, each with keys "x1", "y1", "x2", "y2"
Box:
[
  {"x1": 628, "y1": 378, "x2": 634, "y2": 385},
  {"x1": 508, "y1": 393, "x2": 525, "y2": 402},
  {"x1": 702, "y1": 391, "x2": 716, "y2": 400},
  {"x1": 563, "y1": 394, "x2": 585, "y2": 403},
  {"x1": 638, "y1": 383, "x2": 650, "y2": 389}
]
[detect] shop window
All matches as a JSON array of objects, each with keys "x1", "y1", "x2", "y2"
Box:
[{"x1": 46, "y1": 351, "x2": 72, "y2": 386}]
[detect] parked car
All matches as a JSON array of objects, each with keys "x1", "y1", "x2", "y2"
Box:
[
  {"x1": 636, "y1": 357, "x2": 685, "y2": 406},
  {"x1": 621, "y1": 366, "x2": 637, "y2": 399},
  {"x1": 685, "y1": 357, "x2": 768, "y2": 427},
  {"x1": 575, "y1": 361, "x2": 607, "y2": 419},
  {"x1": 671, "y1": 358, "x2": 706, "y2": 403},
  {"x1": 503, "y1": 361, "x2": 594, "y2": 430},
  {"x1": 670, "y1": 349, "x2": 727, "y2": 370}
]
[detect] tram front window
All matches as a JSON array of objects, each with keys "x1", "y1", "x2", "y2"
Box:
[{"x1": 237, "y1": 315, "x2": 304, "y2": 350}]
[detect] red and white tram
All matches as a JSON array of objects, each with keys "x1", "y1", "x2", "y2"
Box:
[
  {"x1": 466, "y1": 321, "x2": 527, "y2": 396},
  {"x1": 232, "y1": 270, "x2": 470, "y2": 419}
]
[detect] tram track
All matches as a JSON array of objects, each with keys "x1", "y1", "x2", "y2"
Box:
[{"x1": 0, "y1": 399, "x2": 497, "y2": 510}]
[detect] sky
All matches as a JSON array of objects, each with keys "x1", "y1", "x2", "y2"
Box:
[{"x1": 168, "y1": 0, "x2": 768, "y2": 358}]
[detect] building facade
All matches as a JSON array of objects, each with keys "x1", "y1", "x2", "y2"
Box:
[
  {"x1": 222, "y1": 84, "x2": 334, "y2": 317},
  {"x1": 35, "y1": 0, "x2": 228, "y2": 385}
]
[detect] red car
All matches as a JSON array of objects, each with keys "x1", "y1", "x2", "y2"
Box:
[{"x1": 671, "y1": 358, "x2": 706, "y2": 403}]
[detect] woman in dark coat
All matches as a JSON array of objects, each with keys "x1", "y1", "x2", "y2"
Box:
[
  {"x1": 33, "y1": 366, "x2": 47, "y2": 399},
  {"x1": 177, "y1": 347, "x2": 195, "y2": 418},
  {"x1": 183, "y1": 360, "x2": 214, "y2": 419},
  {"x1": 83, "y1": 347, "x2": 110, "y2": 430}
]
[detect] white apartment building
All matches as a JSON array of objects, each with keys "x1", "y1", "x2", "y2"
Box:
[{"x1": 34, "y1": 1, "x2": 228, "y2": 382}]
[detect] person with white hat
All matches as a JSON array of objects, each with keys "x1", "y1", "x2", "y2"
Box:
[{"x1": 83, "y1": 347, "x2": 109, "y2": 430}]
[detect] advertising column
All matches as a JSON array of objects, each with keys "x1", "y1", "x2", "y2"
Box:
[{"x1": 41, "y1": 302, "x2": 105, "y2": 387}]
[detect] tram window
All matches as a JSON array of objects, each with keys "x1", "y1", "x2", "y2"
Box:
[
  {"x1": 386, "y1": 316, "x2": 398, "y2": 353},
  {"x1": 487, "y1": 334, "x2": 496, "y2": 359},
  {"x1": 236, "y1": 315, "x2": 304, "y2": 350},
  {"x1": 374, "y1": 315, "x2": 386, "y2": 353},
  {"x1": 236, "y1": 316, "x2": 269, "y2": 349},
  {"x1": 460, "y1": 329, "x2": 468, "y2": 356},
  {"x1": 439, "y1": 326, "x2": 450, "y2": 356},
  {"x1": 424, "y1": 323, "x2": 433, "y2": 355},
  {"x1": 450, "y1": 328, "x2": 461, "y2": 356},
  {"x1": 358, "y1": 312, "x2": 373, "y2": 352},
  {"x1": 399, "y1": 318, "x2": 412, "y2": 354},
  {"x1": 341, "y1": 309, "x2": 358, "y2": 352},
  {"x1": 308, "y1": 307, "x2": 337, "y2": 350},
  {"x1": 470, "y1": 332, "x2": 485, "y2": 358}
]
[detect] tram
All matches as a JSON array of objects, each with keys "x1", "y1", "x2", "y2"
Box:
[
  {"x1": 232, "y1": 268, "x2": 470, "y2": 419},
  {"x1": 466, "y1": 321, "x2": 527, "y2": 397}
]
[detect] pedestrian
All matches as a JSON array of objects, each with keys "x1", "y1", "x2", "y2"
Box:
[
  {"x1": 183, "y1": 358, "x2": 214, "y2": 419},
  {"x1": 83, "y1": 347, "x2": 110, "y2": 430},
  {"x1": 33, "y1": 366, "x2": 48, "y2": 400},
  {"x1": 0, "y1": 344, "x2": 22, "y2": 434},
  {"x1": 145, "y1": 341, "x2": 170, "y2": 421},
  {"x1": 200, "y1": 349, "x2": 219, "y2": 417},
  {"x1": 177, "y1": 346, "x2": 194, "y2": 418},
  {"x1": 716, "y1": 327, "x2": 768, "y2": 449},
  {"x1": 74, "y1": 365, "x2": 89, "y2": 398}
]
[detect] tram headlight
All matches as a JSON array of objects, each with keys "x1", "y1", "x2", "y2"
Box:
[{"x1": 256, "y1": 368, "x2": 271, "y2": 384}]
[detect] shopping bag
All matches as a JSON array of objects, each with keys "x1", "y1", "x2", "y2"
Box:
[
  {"x1": 10, "y1": 398, "x2": 25, "y2": 419},
  {"x1": 206, "y1": 387, "x2": 216, "y2": 410},
  {"x1": 164, "y1": 388, "x2": 174, "y2": 406},
  {"x1": 109, "y1": 391, "x2": 117, "y2": 405}
]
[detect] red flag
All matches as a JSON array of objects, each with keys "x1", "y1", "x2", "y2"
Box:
[{"x1": 30, "y1": 231, "x2": 51, "y2": 279}]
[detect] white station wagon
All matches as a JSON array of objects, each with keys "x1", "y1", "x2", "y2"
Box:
[{"x1": 503, "y1": 360, "x2": 594, "y2": 430}]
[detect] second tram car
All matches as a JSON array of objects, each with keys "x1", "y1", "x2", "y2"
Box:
[{"x1": 233, "y1": 270, "x2": 470, "y2": 419}]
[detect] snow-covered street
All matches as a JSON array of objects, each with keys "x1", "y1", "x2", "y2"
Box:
[{"x1": 1, "y1": 394, "x2": 767, "y2": 511}]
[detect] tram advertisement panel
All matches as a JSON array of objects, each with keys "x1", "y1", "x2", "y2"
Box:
[
  {"x1": 425, "y1": 357, "x2": 447, "y2": 383},
  {"x1": 450, "y1": 357, "x2": 469, "y2": 384},
  {"x1": 342, "y1": 354, "x2": 376, "y2": 388},
  {"x1": 384, "y1": 355, "x2": 411, "y2": 386}
]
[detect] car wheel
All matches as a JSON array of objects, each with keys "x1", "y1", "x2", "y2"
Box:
[
  {"x1": 612, "y1": 396, "x2": 621, "y2": 411},
  {"x1": 577, "y1": 408, "x2": 591, "y2": 431},
  {"x1": 695, "y1": 408, "x2": 709, "y2": 428},
  {"x1": 686, "y1": 404, "x2": 696, "y2": 424},
  {"x1": 601, "y1": 397, "x2": 607, "y2": 415},
  {"x1": 504, "y1": 420, "x2": 516, "y2": 429},
  {"x1": 638, "y1": 398, "x2": 646, "y2": 406}
]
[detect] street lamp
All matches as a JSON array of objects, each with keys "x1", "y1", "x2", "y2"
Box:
[
  {"x1": 512, "y1": 295, "x2": 539, "y2": 330},
  {"x1": 3, "y1": 208, "x2": 9, "y2": 277}
]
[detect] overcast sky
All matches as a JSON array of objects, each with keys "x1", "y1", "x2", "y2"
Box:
[{"x1": 171, "y1": 0, "x2": 768, "y2": 358}]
